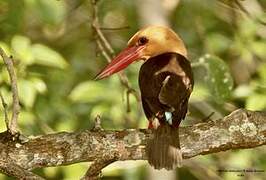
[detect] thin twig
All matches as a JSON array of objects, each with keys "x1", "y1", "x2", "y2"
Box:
[
  {"x1": 218, "y1": 0, "x2": 266, "y2": 26},
  {"x1": 91, "y1": 0, "x2": 115, "y2": 57},
  {"x1": 82, "y1": 153, "x2": 119, "y2": 180},
  {"x1": 95, "y1": 38, "x2": 138, "y2": 95},
  {"x1": 95, "y1": 39, "x2": 111, "y2": 63},
  {"x1": 201, "y1": 112, "x2": 215, "y2": 122},
  {"x1": 90, "y1": 0, "x2": 141, "y2": 109},
  {"x1": 92, "y1": 114, "x2": 103, "y2": 131},
  {"x1": 0, "y1": 47, "x2": 20, "y2": 135},
  {"x1": 234, "y1": 0, "x2": 266, "y2": 25},
  {"x1": 93, "y1": 24, "x2": 116, "y2": 56},
  {"x1": 0, "y1": 91, "x2": 9, "y2": 129},
  {"x1": 99, "y1": 26, "x2": 130, "y2": 31},
  {"x1": 96, "y1": 37, "x2": 141, "y2": 107}
]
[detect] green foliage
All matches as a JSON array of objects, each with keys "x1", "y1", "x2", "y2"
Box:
[
  {"x1": 69, "y1": 77, "x2": 136, "y2": 129},
  {"x1": 11, "y1": 35, "x2": 34, "y2": 65},
  {"x1": 0, "y1": 0, "x2": 266, "y2": 179},
  {"x1": 233, "y1": 63, "x2": 266, "y2": 111},
  {"x1": 191, "y1": 54, "x2": 234, "y2": 104},
  {"x1": 22, "y1": 0, "x2": 66, "y2": 27},
  {"x1": 31, "y1": 44, "x2": 68, "y2": 68},
  {"x1": 246, "y1": 93, "x2": 266, "y2": 110},
  {"x1": 18, "y1": 79, "x2": 37, "y2": 108},
  {"x1": 203, "y1": 54, "x2": 234, "y2": 103},
  {"x1": 0, "y1": 35, "x2": 68, "y2": 110},
  {"x1": 206, "y1": 33, "x2": 232, "y2": 54},
  {"x1": 69, "y1": 81, "x2": 119, "y2": 103}
]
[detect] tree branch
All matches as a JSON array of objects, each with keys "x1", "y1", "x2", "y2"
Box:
[
  {"x1": 0, "y1": 47, "x2": 20, "y2": 135},
  {"x1": 0, "y1": 91, "x2": 9, "y2": 130},
  {"x1": 0, "y1": 109, "x2": 265, "y2": 179},
  {"x1": 82, "y1": 153, "x2": 118, "y2": 180},
  {"x1": 0, "y1": 159, "x2": 44, "y2": 180}
]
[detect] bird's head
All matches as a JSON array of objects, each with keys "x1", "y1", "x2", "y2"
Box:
[{"x1": 95, "y1": 26, "x2": 187, "y2": 80}]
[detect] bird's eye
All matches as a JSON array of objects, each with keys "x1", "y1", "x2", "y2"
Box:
[{"x1": 138, "y1": 36, "x2": 148, "y2": 45}]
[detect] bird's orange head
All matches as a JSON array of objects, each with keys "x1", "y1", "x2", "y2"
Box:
[{"x1": 95, "y1": 26, "x2": 187, "y2": 80}]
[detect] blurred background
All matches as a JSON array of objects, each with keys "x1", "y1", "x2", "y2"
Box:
[{"x1": 0, "y1": 0, "x2": 265, "y2": 179}]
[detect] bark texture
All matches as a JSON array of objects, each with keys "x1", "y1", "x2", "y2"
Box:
[{"x1": 0, "y1": 109, "x2": 265, "y2": 178}]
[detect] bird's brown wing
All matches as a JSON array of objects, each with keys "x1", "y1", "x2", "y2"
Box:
[
  {"x1": 158, "y1": 73, "x2": 191, "y2": 126},
  {"x1": 159, "y1": 74, "x2": 186, "y2": 109},
  {"x1": 141, "y1": 97, "x2": 154, "y2": 120},
  {"x1": 139, "y1": 53, "x2": 193, "y2": 126}
]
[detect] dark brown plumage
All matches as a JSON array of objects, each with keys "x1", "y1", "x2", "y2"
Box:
[
  {"x1": 95, "y1": 26, "x2": 193, "y2": 170},
  {"x1": 139, "y1": 52, "x2": 193, "y2": 169}
]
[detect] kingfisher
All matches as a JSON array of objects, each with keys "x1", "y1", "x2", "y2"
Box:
[{"x1": 95, "y1": 26, "x2": 194, "y2": 170}]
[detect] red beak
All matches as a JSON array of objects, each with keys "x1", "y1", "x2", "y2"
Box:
[{"x1": 95, "y1": 46, "x2": 145, "y2": 80}]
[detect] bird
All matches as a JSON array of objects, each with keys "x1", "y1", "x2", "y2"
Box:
[{"x1": 95, "y1": 26, "x2": 194, "y2": 170}]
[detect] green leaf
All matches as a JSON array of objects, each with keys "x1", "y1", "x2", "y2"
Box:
[
  {"x1": 35, "y1": 0, "x2": 66, "y2": 25},
  {"x1": 246, "y1": 93, "x2": 266, "y2": 111},
  {"x1": 31, "y1": 44, "x2": 68, "y2": 69},
  {"x1": 18, "y1": 110, "x2": 35, "y2": 127},
  {"x1": 258, "y1": 63, "x2": 266, "y2": 82},
  {"x1": 206, "y1": 33, "x2": 231, "y2": 54},
  {"x1": 190, "y1": 84, "x2": 209, "y2": 101},
  {"x1": 239, "y1": 18, "x2": 257, "y2": 39},
  {"x1": 69, "y1": 81, "x2": 119, "y2": 103},
  {"x1": 18, "y1": 79, "x2": 37, "y2": 108},
  {"x1": 60, "y1": 163, "x2": 88, "y2": 179},
  {"x1": 0, "y1": 42, "x2": 11, "y2": 64},
  {"x1": 233, "y1": 84, "x2": 253, "y2": 99},
  {"x1": 0, "y1": 87, "x2": 12, "y2": 107},
  {"x1": 251, "y1": 41, "x2": 266, "y2": 60},
  {"x1": 11, "y1": 35, "x2": 34, "y2": 65},
  {"x1": 55, "y1": 118, "x2": 76, "y2": 132},
  {"x1": 29, "y1": 77, "x2": 47, "y2": 93},
  {"x1": 0, "y1": 68, "x2": 10, "y2": 84},
  {"x1": 203, "y1": 54, "x2": 234, "y2": 103}
]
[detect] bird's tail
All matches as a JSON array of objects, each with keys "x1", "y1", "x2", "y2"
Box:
[{"x1": 146, "y1": 125, "x2": 182, "y2": 170}]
